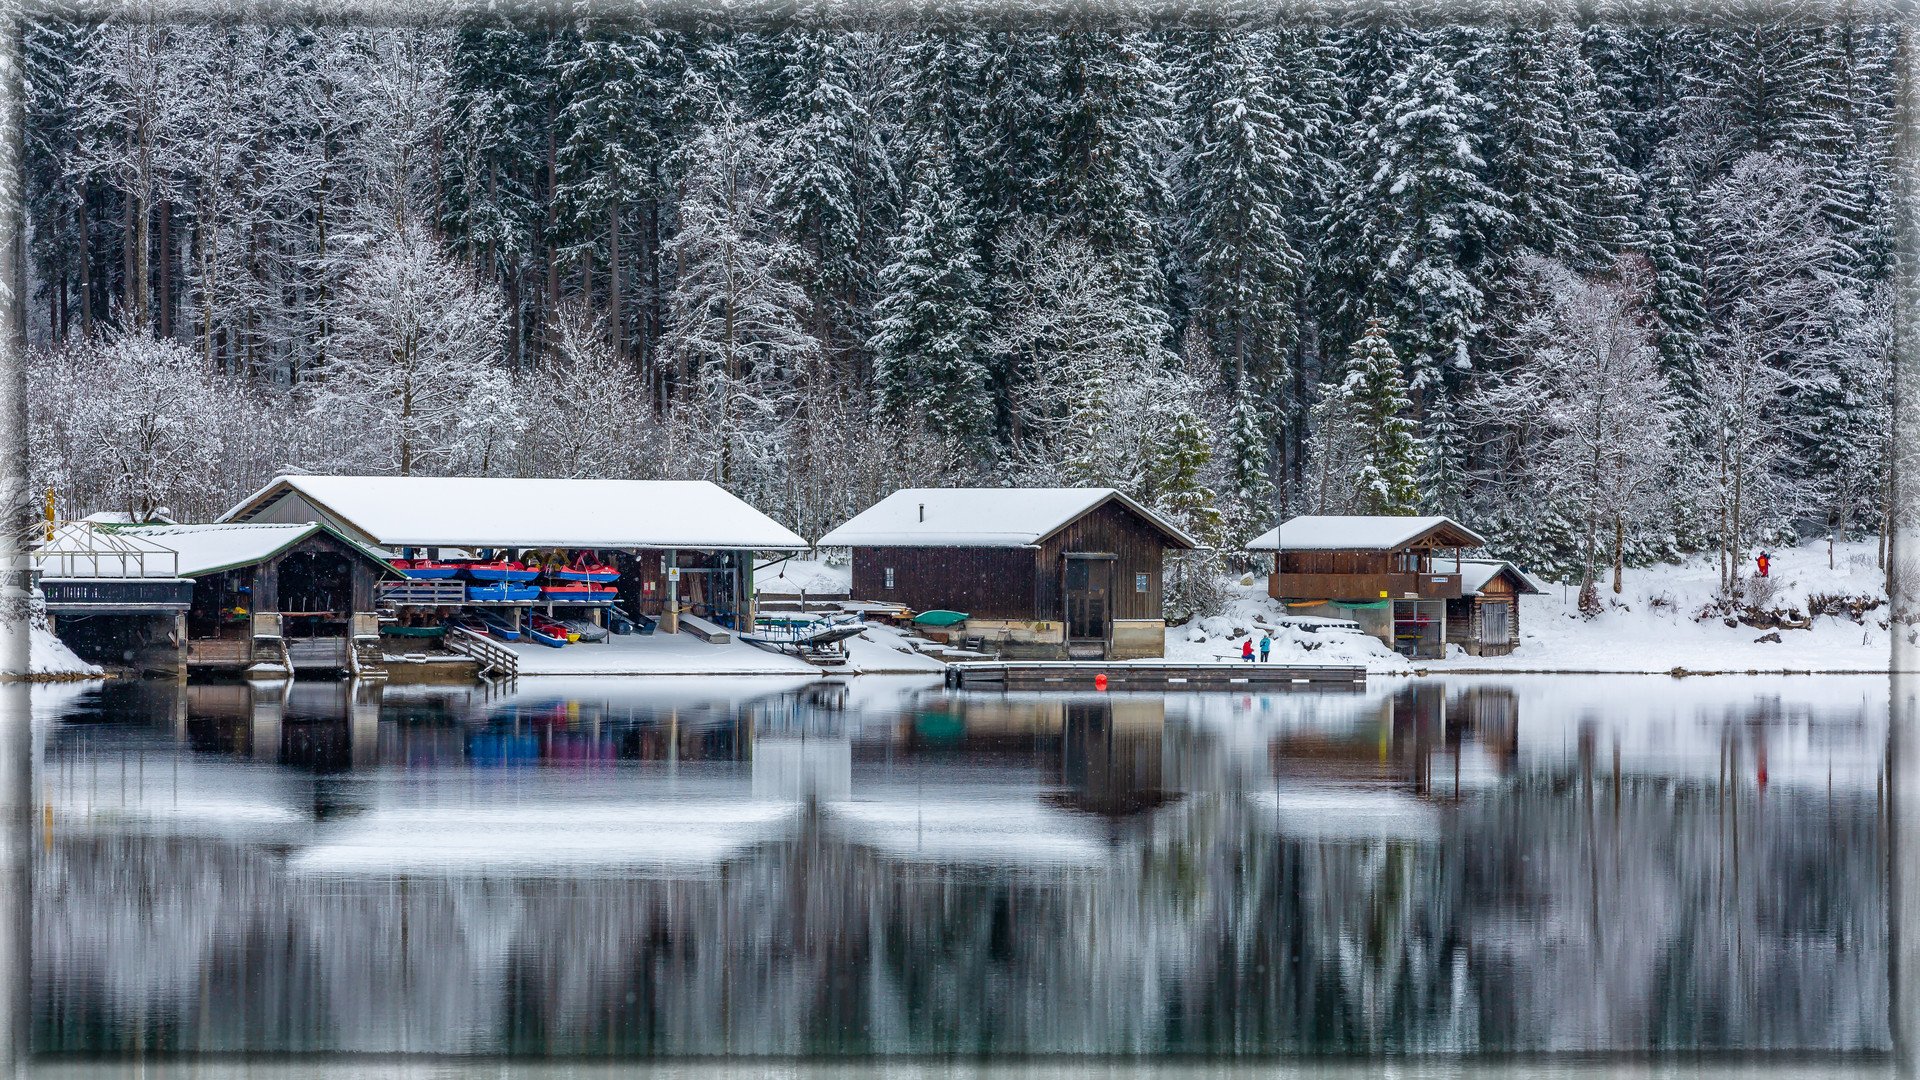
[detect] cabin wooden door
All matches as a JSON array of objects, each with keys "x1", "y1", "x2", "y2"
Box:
[{"x1": 1064, "y1": 555, "x2": 1114, "y2": 646}]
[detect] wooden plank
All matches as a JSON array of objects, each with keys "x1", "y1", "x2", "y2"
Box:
[{"x1": 678, "y1": 613, "x2": 732, "y2": 644}]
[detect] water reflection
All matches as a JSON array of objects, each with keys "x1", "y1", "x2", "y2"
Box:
[{"x1": 24, "y1": 675, "x2": 1896, "y2": 1057}]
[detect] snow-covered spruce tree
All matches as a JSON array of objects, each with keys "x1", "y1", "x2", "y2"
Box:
[
  {"x1": 1322, "y1": 47, "x2": 1511, "y2": 394},
  {"x1": 1315, "y1": 319, "x2": 1424, "y2": 516},
  {"x1": 29, "y1": 330, "x2": 226, "y2": 522},
  {"x1": 1469, "y1": 256, "x2": 1674, "y2": 597},
  {"x1": 1177, "y1": 21, "x2": 1304, "y2": 395},
  {"x1": 766, "y1": 19, "x2": 897, "y2": 366},
  {"x1": 311, "y1": 222, "x2": 509, "y2": 476},
  {"x1": 870, "y1": 151, "x2": 992, "y2": 439},
  {"x1": 659, "y1": 98, "x2": 818, "y2": 496}
]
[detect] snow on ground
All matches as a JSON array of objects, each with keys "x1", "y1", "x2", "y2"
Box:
[
  {"x1": 500, "y1": 629, "x2": 820, "y2": 676},
  {"x1": 838, "y1": 623, "x2": 949, "y2": 675},
  {"x1": 1163, "y1": 584, "x2": 1412, "y2": 674},
  {"x1": 755, "y1": 554, "x2": 850, "y2": 594},
  {"x1": 32, "y1": 624, "x2": 102, "y2": 677},
  {"x1": 1429, "y1": 541, "x2": 1890, "y2": 673},
  {"x1": 498, "y1": 620, "x2": 944, "y2": 676},
  {"x1": 1179, "y1": 541, "x2": 1892, "y2": 675}
]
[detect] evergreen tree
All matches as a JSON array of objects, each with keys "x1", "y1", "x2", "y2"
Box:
[
  {"x1": 1330, "y1": 319, "x2": 1424, "y2": 515},
  {"x1": 1323, "y1": 48, "x2": 1511, "y2": 392},
  {"x1": 870, "y1": 153, "x2": 992, "y2": 439}
]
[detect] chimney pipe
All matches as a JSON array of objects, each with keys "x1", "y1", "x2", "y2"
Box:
[{"x1": 918, "y1": 503, "x2": 925, "y2": 522}]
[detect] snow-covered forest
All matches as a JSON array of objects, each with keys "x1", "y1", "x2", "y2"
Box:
[{"x1": 21, "y1": 2, "x2": 1899, "y2": 595}]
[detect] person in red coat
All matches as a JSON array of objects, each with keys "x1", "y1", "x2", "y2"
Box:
[
  {"x1": 1241, "y1": 638, "x2": 1255, "y2": 662},
  {"x1": 1756, "y1": 552, "x2": 1771, "y2": 577}
]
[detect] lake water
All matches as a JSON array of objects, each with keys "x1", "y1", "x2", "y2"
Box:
[{"x1": 10, "y1": 673, "x2": 1902, "y2": 1063}]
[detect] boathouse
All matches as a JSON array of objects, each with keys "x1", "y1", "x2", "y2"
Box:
[
  {"x1": 38, "y1": 520, "x2": 397, "y2": 675},
  {"x1": 1249, "y1": 515, "x2": 1487, "y2": 659},
  {"x1": 1439, "y1": 558, "x2": 1541, "y2": 657},
  {"x1": 817, "y1": 488, "x2": 1197, "y2": 660},
  {"x1": 219, "y1": 475, "x2": 809, "y2": 634}
]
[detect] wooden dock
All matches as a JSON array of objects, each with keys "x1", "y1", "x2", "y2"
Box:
[{"x1": 945, "y1": 661, "x2": 1366, "y2": 690}]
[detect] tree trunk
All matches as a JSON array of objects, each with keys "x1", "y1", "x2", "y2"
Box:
[
  {"x1": 1612, "y1": 515, "x2": 1624, "y2": 594},
  {"x1": 609, "y1": 205, "x2": 622, "y2": 360},
  {"x1": 158, "y1": 198, "x2": 171, "y2": 339},
  {"x1": 121, "y1": 195, "x2": 135, "y2": 327},
  {"x1": 76, "y1": 197, "x2": 90, "y2": 339},
  {"x1": 545, "y1": 116, "x2": 558, "y2": 340}
]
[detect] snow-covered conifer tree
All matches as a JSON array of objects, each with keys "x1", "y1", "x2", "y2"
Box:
[
  {"x1": 1315, "y1": 319, "x2": 1424, "y2": 516},
  {"x1": 870, "y1": 152, "x2": 991, "y2": 438}
]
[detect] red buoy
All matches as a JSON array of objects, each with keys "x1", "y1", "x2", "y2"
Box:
[{"x1": 1094, "y1": 673, "x2": 1108, "y2": 691}]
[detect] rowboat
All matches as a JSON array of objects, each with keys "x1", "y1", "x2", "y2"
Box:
[
  {"x1": 475, "y1": 611, "x2": 521, "y2": 642},
  {"x1": 529, "y1": 614, "x2": 576, "y2": 646},
  {"x1": 911, "y1": 609, "x2": 970, "y2": 627}
]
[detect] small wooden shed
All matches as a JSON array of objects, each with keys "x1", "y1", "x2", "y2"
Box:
[
  {"x1": 818, "y1": 489, "x2": 1198, "y2": 660},
  {"x1": 1249, "y1": 515, "x2": 1487, "y2": 659},
  {"x1": 1439, "y1": 559, "x2": 1542, "y2": 657}
]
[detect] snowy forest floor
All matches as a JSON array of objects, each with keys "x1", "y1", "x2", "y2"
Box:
[{"x1": 1179, "y1": 541, "x2": 1894, "y2": 676}]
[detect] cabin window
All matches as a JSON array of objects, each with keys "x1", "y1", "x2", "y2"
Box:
[
  {"x1": 1136, "y1": 572, "x2": 1150, "y2": 593},
  {"x1": 884, "y1": 567, "x2": 895, "y2": 589}
]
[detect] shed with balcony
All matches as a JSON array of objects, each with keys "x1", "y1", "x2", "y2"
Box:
[{"x1": 1248, "y1": 516, "x2": 1488, "y2": 659}]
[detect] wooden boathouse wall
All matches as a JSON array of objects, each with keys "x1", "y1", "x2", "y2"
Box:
[
  {"x1": 850, "y1": 498, "x2": 1172, "y2": 625},
  {"x1": 851, "y1": 545, "x2": 1041, "y2": 620},
  {"x1": 1034, "y1": 499, "x2": 1167, "y2": 623}
]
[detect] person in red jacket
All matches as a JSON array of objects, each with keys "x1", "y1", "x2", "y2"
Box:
[
  {"x1": 1756, "y1": 552, "x2": 1771, "y2": 577},
  {"x1": 1241, "y1": 637, "x2": 1255, "y2": 662}
]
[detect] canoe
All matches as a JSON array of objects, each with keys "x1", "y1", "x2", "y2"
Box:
[
  {"x1": 476, "y1": 611, "x2": 521, "y2": 642},
  {"x1": 381, "y1": 624, "x2": 447, "y2": 638},
  {"x1": 911, "y1": 610, "x2": 970, "y2": 627}
]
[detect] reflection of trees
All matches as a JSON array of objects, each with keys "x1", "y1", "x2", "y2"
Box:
[{"x1": 35, "y1": 780, "x2": 1885, "y2": 1055}]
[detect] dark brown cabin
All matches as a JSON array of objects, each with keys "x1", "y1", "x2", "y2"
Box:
[{"x1": 819, "y1": 488, "x2": 1197, "y2": 660}]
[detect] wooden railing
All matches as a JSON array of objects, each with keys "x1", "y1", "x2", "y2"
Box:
[
  {"x1": 1270, "y1": 572, "x2": 1463, "y2": 601},
  {"x1": 446, "y1": 625, "x2": 519, "y2": 679}
]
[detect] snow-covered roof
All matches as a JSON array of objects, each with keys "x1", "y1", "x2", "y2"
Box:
[
  {"x1": 1433, "y1": 557, "x2": 1543, "y2": 596},
  {"x1": 106, "y1": 522, "x2": 394, "y2": 577},
  {"x1": 1247, "y1": 515, "x2": 1486, "y2": 552},
  {"x1": 816, "y1": 488, "x2": 1198, "y2": 549},
  {"x1": 219, "y1": 475, "x2": 809, "y2": 551},
  {"x1": 81, "y1": 509, "x2": 178, "y2": 525}
]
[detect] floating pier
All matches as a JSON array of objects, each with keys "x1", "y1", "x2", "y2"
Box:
[{"x1": 944, "y1": 661, "x2": 1366, "y2": 690}]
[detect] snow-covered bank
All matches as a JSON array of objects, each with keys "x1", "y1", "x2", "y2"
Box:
[
  {"x1": 1176, "y1": 542, "x2": 1893, "y2": 675},
  {"x1": 32, "y1": 625, "x2": 102, "y2": 678}
]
